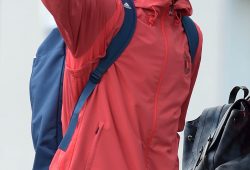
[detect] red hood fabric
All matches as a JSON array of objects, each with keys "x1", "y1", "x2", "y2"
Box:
[{"x1": 134, "y1": 0, "x2": 192, "y2": 16}]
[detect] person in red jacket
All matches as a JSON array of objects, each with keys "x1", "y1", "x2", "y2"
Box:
[{"x1": 42, "y1": 0, "x2": 203, "y2": 169}]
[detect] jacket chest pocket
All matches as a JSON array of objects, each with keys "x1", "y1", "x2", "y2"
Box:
[{"x1": 166, "y1": 48, "x2": 193, "y2": 80}]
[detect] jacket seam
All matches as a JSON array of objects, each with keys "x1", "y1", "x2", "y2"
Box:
[{"x1": 144, "y1": 9, "x2": 169, "y2": 170}]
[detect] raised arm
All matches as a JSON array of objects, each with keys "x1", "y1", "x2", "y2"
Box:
[{"x1": 42, "y1": 0, "x2": 124, "y2": 58}]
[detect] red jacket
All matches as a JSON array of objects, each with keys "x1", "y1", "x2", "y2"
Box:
[{"x1": 42, "y1": 0, "x2": 203, "y2": 169}]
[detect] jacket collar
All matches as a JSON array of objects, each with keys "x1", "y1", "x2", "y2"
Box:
[{"x1": 134, "y1": 0, "x2": 193, "y2": 16}]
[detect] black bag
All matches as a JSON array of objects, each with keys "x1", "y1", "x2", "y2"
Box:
[{"x1": 183, "y1": 86, "x2": 250, "y2": 170}]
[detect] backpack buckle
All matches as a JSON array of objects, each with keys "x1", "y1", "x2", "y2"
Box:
[{"x1": 89, "y1": 70, "x2": 102, "y2": 84}]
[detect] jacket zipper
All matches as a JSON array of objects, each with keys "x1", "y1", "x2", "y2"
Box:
[{"x1": 144, "y1": 9, "x2": 169, "y2": 170}]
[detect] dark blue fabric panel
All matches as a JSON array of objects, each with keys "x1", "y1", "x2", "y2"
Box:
[
  {"x1": 182, "y1": 16, "x2": 199, "y2": 63},
  {"x1": 30, "y1": 28, "x2": 65, "y2": 170}
]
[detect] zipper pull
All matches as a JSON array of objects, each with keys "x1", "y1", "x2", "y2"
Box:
[
  {"x1": 169, "y1": 3, "x2": 174, "y2": 16},
  {"x1": 169, "y1": 0, "x2": 176, "y2": 16}
]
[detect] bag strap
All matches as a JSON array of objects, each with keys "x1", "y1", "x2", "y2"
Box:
[
  {"x1": 59, "y1": 0, "x2": 137, "y2": 151},
  {"x1": 182, "y1": 16, "x2": 200, "y2": 63}
]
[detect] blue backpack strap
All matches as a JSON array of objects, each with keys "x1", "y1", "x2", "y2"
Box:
[
  {"x1": 59, "y1": 0, "x2": 137, "y2": 151},
  {"x1": 182, "y1": 16, "x2": 199, "y2": 63}
]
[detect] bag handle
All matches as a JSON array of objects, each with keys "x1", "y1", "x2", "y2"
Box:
[
  {"x1": 246, "y1": 96, "x2": 250, "y2": 101},
  {"x1": 228, "y1": 86, "x2": 249, "y2": 104}
]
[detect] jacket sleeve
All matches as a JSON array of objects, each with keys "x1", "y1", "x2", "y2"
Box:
[
  {"x1": 42, "y1": 0, "x2": 124, "y2": 59},
  {"x1": 178, "y1": 24, "x2": 203, "y2": 132}
]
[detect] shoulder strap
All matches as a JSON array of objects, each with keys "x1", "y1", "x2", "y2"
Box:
[
  {"x1": 59, "y1": 0, "x2": 137, "y2": 151},
  {"x1": 182, "y1": 16, "x2": 199, "y2": 63}
]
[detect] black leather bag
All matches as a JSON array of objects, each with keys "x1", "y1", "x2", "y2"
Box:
[{"x1": 183, "y1": 86, "x2": 250, "y2": 170}]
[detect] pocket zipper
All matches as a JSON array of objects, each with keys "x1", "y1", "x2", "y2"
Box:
[
  {"x1": 85, "y1": 121, "x2": 104, "y2": 170},
  {"x1": 184, "y1": 55, "x2": 191, "y2": 75}
]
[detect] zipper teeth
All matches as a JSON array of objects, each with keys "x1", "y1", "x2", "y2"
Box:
[{"x1": 144, "y1": 9, "x2": 169, "y2": 169}]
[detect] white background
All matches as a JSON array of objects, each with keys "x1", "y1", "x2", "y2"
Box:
[{"x1": 0, "y1": 0, "x2": 249, "y2": 169}]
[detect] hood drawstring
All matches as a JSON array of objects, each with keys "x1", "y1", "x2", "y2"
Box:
[
  {"x1": 148, "y1": 6, "x2": 159, "y2": 26},
  {"x1": 173, "y1": 11, "x2": 182, "y2": 25}
]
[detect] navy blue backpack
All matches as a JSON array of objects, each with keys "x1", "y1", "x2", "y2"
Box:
[{"x1": 29, "y1": 0, "x2": 199, "y2": 168}]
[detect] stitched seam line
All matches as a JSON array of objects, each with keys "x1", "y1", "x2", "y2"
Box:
[{"x1": 144, "y1": 9, "x2": 169, "y2": 170}]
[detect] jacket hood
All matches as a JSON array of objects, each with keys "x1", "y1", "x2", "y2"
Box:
[{"x1": 134, "y1": 0, "x2": 193, "y2": 16}]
